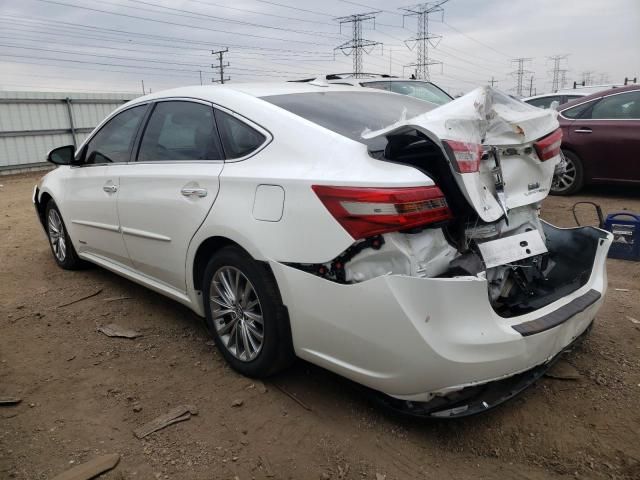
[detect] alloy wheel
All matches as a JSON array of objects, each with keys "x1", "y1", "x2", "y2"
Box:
[
  {"x1": 210, "y1": 266, "x2": 264, "y2": 362},
  {"x1": 48, "y1": 209, "x2": 67, "y2": 262},
  {"x1": 551, "y1": 155, "x2": 577, "y2": 193}
]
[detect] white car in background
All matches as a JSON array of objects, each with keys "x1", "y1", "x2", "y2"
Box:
[
  {"x1": 34, "y1": 83, "x2": 611, "y2": 417},
  {"x1": 523, "y1": 91, "x2": 588, "y2": 109},
  {"x1": 294, "y1": 73, "x2": 453, "y2": 105}
]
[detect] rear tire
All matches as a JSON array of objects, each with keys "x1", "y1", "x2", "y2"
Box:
[
  {"x1": 203, "y1": 246, "x2": 295, "y2": 378},
  {"x1": 550, "y1": 150, "x2": 584, "y2": 196},
  {"x1": 45, "y1": 200, "x2": 84, "y2": 270}
]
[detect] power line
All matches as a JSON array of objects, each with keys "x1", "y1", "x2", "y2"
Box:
[
  {"x1": 510, "y1": 57, "x2": 533, "y2": 96},
  {"x1": 0, "y1": 15, "x2": 333, "y2": 54},
  {"x1": 400, "y1": 1, "x2": 447, "y2": 80},
  {"x1": 31, "y1": 0, "x2": 338, "y2": 47},
  {"x1": 334, "y1": 12, "x2": 383, "y2": 77},
  {"x1": 442, "y1": 20, "x2": 511, "y2": 58}
]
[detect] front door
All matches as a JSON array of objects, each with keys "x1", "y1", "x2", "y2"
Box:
[
  {"x1": 63, "y1": 104, "x2": 148, "y2": 266},
  {"x1": 114, "y1": 100, "x2": 224, "y2": 291}
]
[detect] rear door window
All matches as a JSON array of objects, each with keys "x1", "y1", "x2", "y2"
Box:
[
  {"x1": 591, "y1": 91, "x2": 640, "y2": 119},
  {"x1": 137, "y1": 101, "x2": 223, "y2": 161}
]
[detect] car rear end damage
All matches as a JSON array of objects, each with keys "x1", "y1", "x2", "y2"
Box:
[{"x1": 272, "y1": 86, "x2": 612, "y2": 412}]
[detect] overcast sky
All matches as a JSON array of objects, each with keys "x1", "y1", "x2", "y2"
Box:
[{"x1": 0, "y1": 0, "x2": 638, "y2": 96}]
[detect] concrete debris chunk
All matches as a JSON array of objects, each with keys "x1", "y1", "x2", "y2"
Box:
[
  {"x1": 134, "y1": 405, "x2": 198, "y2": 439},
  {"x1": 97, "y1": 323, "x2": 142, "y2": 339},
  {"x1": 51, "y1": 453, "x2": 120, "y2": 480}
]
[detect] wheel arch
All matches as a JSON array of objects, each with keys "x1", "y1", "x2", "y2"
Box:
[{"x1": 192, "y1": 235, "x2": 265, "y2": 291}]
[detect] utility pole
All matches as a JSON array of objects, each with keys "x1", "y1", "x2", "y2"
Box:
[
  {"x1": 510, "y1": 57, "x2": 533, "y2": 97},
  {"x1": 488, "y1": 76, "x2": 498, "y2": 87},
  {"x1": 141, "y1": 80, "x2": 145, "y2": 95},
  {"x1": 581, "y1": 71, "x2": 594, "y2": 86},
  {"x1": 334, "y1": 12, "x2": 382, "y2": 78},
  {"x1": 212, "y1": 48, "x2": 230, "y2": 84},
  {"x1": 548, "y1": 54, "x2": 568, "y2": 92},
  {"x1": 199, "y1": 70, "x2": 203, "y2": 86},
  {"x1": 400, "y1": 1, "x2": 447, "y2": 81},
  {"x1": 528, "y1": 75, "x2": 534, "y2": 96}
]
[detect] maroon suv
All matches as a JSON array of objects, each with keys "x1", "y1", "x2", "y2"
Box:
[{"x1": 553, "y1": 85, "x2": 640, "y2": 195}]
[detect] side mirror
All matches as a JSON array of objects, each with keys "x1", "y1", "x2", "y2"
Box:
[{"x1": 47, "y1": 145, "x2": 75, "y2": 165}]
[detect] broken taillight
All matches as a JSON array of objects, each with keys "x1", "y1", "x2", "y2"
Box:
[
  {"x1": 442, "y1": 140, "x2": 483, "y2": 173},
  {"x1": 534, "y1": 128, "x2": 563, "y2": 161},
  {"x1": 312, "y1": 185, "x2": 452, "y2": 240}
]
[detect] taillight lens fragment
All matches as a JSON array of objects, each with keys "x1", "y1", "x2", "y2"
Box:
[
  {"x1": 443, "y1": 140, "x2": 483, "y2": 173},
  {"x1": 534, "y1": 128, "x2": 563, "y2": 161},
  {"x1": 312, "y1": 185, "x2": 452, "y2": 240}
]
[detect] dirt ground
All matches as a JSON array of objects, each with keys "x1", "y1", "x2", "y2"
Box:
[{"x1": 1, "y1": 171, "x2": 639, "y2": 480}]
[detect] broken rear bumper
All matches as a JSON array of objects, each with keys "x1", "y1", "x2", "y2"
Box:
[
  {"x1": 269, "y1": 223, "x2": 612, "y2": 404},
  {"x1": 370, "y1": 321, "x2": 592, "y2": 418}
]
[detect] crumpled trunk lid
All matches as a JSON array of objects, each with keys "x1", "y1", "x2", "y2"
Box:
[{"x1": 363, "y1": 86, "x2": 560, "y2": 223}]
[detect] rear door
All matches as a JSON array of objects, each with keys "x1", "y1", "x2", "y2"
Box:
[
  {"x1": 113, "y1": 99, "x2": 224, "y2": 291},
  {"x1": 568, "y1": 90, "x2": 640, "y2": 182}
]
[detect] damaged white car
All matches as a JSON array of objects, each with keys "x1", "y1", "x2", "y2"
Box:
[{"x1": 34, "y1": 83, "x2": 612, "y2": 417}]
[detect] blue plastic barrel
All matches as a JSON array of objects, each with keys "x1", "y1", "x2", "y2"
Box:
[{"x1": 603, "y1": 212, "x2": 640, "y2": 261}]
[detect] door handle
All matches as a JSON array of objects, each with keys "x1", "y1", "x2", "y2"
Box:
[
  {"x1": 181, "y1": 187, "x2": 208, "y2": 198},
  {"x1": 574, "y1": 128, "x2": 592, "y2": 133},
  {"x1": 103, "y1": 184, "x2": 118, "y2": 193}
]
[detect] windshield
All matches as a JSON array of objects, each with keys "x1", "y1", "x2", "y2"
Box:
[{"x1": 261, "y1": 91, "x2": 436, "y2": 142}]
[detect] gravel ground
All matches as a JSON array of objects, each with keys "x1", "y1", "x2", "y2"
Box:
[{"x1": 1, "y1": 172, "x2": 639, "y2": 480}]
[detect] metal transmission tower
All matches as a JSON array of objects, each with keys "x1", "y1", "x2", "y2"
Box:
[
  {"x1": 400, "y1": 1, "x2": 447, "y2": 80},
  {"x1": 560, "y1": 70, "x2": 568, "y2": 89},
  {"x1": 212, "y1": 48, "x2": 229, "y2": 84},
  {"x1": 510, "y1": 57, "x2": 533, "y2": 97},
  {"x1": 334, "y1": 12, "x2": 382, "y2": 78},
  {"x1": 581, "y1": 71, "x2": 594, "y2": 85},
  {"x1": 548, "y1": 54, "x2": 569, "y2": 92}
]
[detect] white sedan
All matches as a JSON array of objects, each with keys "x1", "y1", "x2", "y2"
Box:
[{"x1": 34, "y1": 83, "x2": 612, "y2": 417}]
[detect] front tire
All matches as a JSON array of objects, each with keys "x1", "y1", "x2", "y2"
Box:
[
  {"x1": 203, "y1": 246, "x2": 294, "y2": 378},
  {"x1": 45, "y1": 200, "x2": 84, "y2": 270},
  {"x1": 550, "y1": 150, "x2": 584, "y2": 196}
]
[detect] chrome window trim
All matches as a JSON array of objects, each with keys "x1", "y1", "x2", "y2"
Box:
[
  {"x1": 72, "y1": 96, "x2": 273, "y2": 168},
  {"x1": 558, "y1": 89, "x2": 640, "y2": 121},
  {"x1": 145, "y1": 96, "x2": 273, "y2": 164}
]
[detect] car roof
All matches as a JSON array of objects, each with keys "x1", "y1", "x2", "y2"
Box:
[
  {"x1": 558, "y1": 84, "x2": 640, "y2": 110},
  {"x1": 523, "y1": 92, "x2": 588, "y2": 101}
]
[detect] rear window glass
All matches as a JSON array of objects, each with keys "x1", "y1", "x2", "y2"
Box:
[{"x1": 261, "y1": 91, "x2": 436, "y2": 142}]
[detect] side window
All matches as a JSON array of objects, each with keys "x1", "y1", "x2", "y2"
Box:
[
  {"x1": 591, "y1": 91, "x2": 640, "y2": 119},
  {"x1": 214, "y1": 109, "x2": 266, "y2": 159},
  {"x1": 84, "y1": 105, "x2": 146, "y2": 164},
  {"x1": 138, "y1": 101, "x2": 223, "y2": 161},
  {"x1": 561, "y1": 100, "x2": 597, "y2": 119},
  {"x1": 526, "y1": 96, "x2": 560, "y2": 109}
]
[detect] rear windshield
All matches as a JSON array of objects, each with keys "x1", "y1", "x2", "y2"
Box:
[{"x1": 261, "y1": 91, "x2": 436, "y2": 142}]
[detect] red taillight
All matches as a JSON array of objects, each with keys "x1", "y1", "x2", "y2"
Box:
[
  {"x1": 443, "y1": 140, "x2": 482, "y2": 173},
  {"x1": 312, "y1": 185, "x2": 452, "y2": 240},
  {"x1": 534, "y1": 128, "x2": 563, "y2": 161}
]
